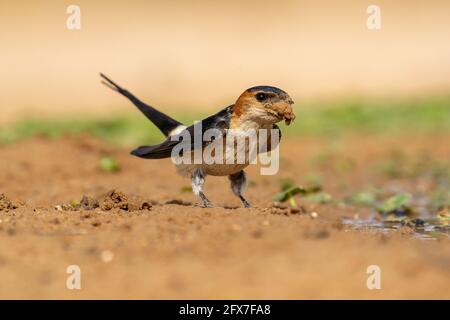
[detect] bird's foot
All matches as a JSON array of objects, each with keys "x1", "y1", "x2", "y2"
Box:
[
  {"x1": 195, "y1": 201, "x2": 214, "y2": 208},
  {"x1": 242, "y1": 202, "x2": 252, "y2": 208},
  {"x1": 239, "y1": 196, "x2": 251, "y2": 208},
  {"x1": 199, "y1": 193, "x2": 213, "y2": 208},
  {"x1": 203, "y1": 202, "x2": 214, "y2": 208}
]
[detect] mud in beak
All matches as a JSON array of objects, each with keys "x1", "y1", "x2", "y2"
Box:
[
  {"x1": 282, "y1": 99, "x2": 296, "y2": 125},
  {"x1": 265, "y1": 98, "x2": 296, "y2": 125}
]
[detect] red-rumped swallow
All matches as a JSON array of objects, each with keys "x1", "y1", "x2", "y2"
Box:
[{"x1": 100, "y1": 73, "x2": 295, "y2": 208}]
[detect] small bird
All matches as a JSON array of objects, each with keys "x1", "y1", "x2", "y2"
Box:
[{"x1": 100, "y1": 73, "x2": 295, "y2": 208}]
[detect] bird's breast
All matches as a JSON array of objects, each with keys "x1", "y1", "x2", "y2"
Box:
[{"x1": 173, "y1": 127, "x2": 277, "y2": 177}]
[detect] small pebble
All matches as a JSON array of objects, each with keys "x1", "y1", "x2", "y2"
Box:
[{"x1": 310, "y1": 212, "x2": 318, "y2": 219}]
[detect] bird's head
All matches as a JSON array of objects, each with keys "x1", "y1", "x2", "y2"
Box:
[{"x1": 233, "y1": 86, "x2": 296, "y2": 126}]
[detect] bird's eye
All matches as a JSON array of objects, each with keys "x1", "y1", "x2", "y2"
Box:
[{"x1": 256, "y1": 93, "x2": 267, "y2": 101}]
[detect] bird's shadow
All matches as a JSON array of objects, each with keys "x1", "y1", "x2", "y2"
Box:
[{"x1": 163, "y1": 199, "x2": 247, "y2": 210}]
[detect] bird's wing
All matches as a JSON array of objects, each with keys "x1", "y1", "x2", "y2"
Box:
[
  {"x1": 131, "y1": 105, "x2": 234, "y2": 159},
  {"x1": 100, "y1": 73, "x2": 183, "y2": 137}
]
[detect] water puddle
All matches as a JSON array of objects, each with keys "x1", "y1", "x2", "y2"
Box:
[{"x1": 342, "y1": 217, "x2": 449, "y2": 240}]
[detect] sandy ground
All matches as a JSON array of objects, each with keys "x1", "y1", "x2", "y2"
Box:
[{"x1": 0, "y1": 134, "x2": 449, "y2": 299}]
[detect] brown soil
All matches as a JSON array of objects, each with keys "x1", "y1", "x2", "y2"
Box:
[{"x1": 0, "y1": 134, "x2": 449, "y2": 299}]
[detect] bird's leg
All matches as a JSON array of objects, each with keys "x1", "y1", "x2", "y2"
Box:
[
  {"x1": 229, "y1": 170, "x2": 251, "y2": 208},
  {"x1": 191, "y1": 168, "x2": 213, "y2": 208}
]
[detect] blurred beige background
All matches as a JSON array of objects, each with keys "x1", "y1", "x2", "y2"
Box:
[{"x1": 1, "y1": 0, "x2": 450, "y2": 122}]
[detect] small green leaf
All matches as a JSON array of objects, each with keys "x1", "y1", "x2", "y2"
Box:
[
  {"x1": 377, "y1": 193, "x2": 412, "y2": 213},
  {"x1": 99, "y1": 156, "x2": 120, "y2": 173},
  {"x1": 70, "y1": 199, "x2": 80, "y2": 208},
  {"x1": 273, "y1": 186, "x2": 304, "y2": 202}
]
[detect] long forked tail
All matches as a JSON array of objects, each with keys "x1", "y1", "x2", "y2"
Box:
[{"x1": 100, "y1": 73, "x2": 182, "y2": 137}]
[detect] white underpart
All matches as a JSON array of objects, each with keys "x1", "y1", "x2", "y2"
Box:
[{"x1": 173, "y1": 123, "x2": 278, "y2": 177}]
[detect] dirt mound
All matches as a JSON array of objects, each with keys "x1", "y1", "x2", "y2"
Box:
[
  {"x1": 100, "y1": 189, "x2": 130, "y2": 211},
  {"x1": 89, "y1": 190, "x2": 152, "y2": 212},
  {"x1": 55, "y1": 190, "x2": 153, "y2": 212},
  {"x1": 0, "y1": 194, "x2": 18, "y2": 211},
  {"x1": 79, "y1": 195, "x2": 100, "y2": 210}
]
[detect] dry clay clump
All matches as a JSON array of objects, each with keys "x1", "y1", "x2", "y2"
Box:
[
  {"x1": 58, "y1": 190, "x2": 152, "y2": 212},
  {"x1": 100, "y1": 190, "x2": 130, "y2": 211},
  {"x1": 79, "y1": 195, "x2": 100, "y2": 210},
  {"x1": 90, "y1": 190, "x2": 153, "y2": 211},
  {"x1": 99, "y1": 190, "x2": 154, "y2": 211},
  {"x1": 0, "y1": 194, "x2": 18, "y2": 212}
]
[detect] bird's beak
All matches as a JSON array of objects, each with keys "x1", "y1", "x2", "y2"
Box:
[
  {"x1": 262, "y1": 96, "x2": 296, "y2": 125},
  {"x1": 283, "y1": 99, "x2": 296, "y2": 125}
]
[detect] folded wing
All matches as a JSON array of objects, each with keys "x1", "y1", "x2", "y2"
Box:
[{"x1": 131, "y1": 105, "x2": 233, "y2": 159}]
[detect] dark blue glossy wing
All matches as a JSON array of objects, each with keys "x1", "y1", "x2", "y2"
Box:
[{"x1": 131, "y1": 105, "x2": 233, "y2": 159}]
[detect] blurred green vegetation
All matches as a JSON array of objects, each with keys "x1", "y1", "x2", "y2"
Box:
[
  {"x1": 1, "y1": 95, "x2": 449, "y2": 146},
  {"x1": 283, "y1": 95, "x2": 450, "y2": 136}
]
